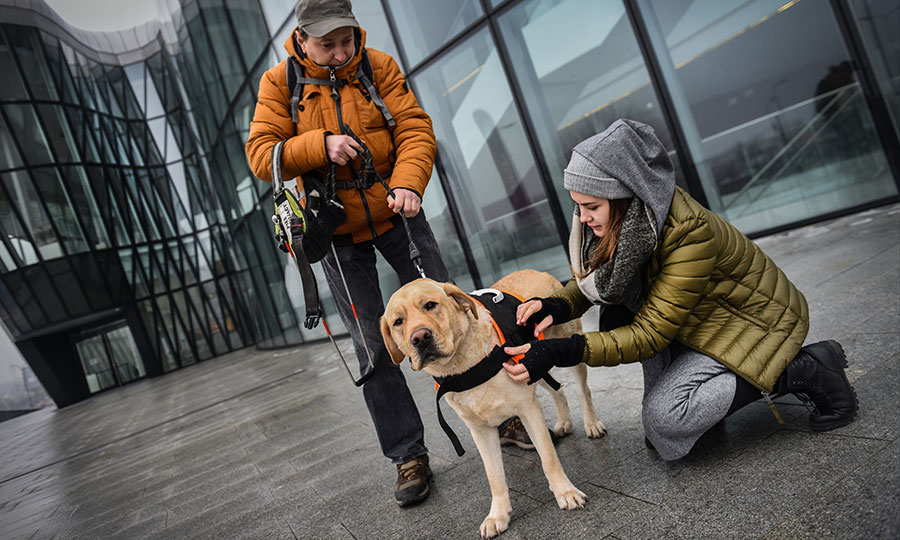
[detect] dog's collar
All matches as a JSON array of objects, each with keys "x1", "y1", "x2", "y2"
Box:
[{"x1": 432, "y1": 289, "x2": 560, "y2": 457}]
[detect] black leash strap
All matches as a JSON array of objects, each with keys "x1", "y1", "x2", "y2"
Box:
[
  {"x1": 433, "y1": 346, "x2": 510, "y2": 457},
  {"x1": 342, "y1": 126, "x2": 426, "y2": 278}
]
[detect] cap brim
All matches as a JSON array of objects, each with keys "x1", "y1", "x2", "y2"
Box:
[{"x1": 302, "y1": 17, "x2": 359, "y2": 37}]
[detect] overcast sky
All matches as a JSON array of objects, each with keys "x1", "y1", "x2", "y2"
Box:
[{"x1": 43, "y1": 0, "x2": 158, "y2": 32}]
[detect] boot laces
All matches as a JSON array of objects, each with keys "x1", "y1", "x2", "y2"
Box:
[{"x1": 398, "y1": 458, "x2": 427, "y2": 482}]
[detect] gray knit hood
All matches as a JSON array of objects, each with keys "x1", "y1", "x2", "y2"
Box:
[
  {"x1": 565, "y1": 119, "x2": 676, "y2": 307},
  {"x1": 565, "y1": 119, "x2": 675, "y2": 235}
]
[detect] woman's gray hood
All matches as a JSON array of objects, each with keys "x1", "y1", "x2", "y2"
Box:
[
  {"x1": 564, "y1": 119, "x2": 676, "y2": 307},
  {"x1": 565, "y1": 119, "x2": 675, "y2": 236}
]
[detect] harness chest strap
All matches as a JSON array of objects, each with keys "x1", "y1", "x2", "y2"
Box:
[{"x1": 432, "y1": 290, "x2": 559, "y2": 456}]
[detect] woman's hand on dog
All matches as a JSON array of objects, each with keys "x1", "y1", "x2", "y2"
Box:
[
  {"x1": 503, "y1": 335, "x2": 587, "y2": 384},
  {"x1": 516, "y1": 300, "x2": 554, "y2": 337},
  {"x1": 516, "y1": 297, "x2": 571, "y2": 337},
  {"x1": 502, "y1": 344, "x2": 534, "y2": 383}
]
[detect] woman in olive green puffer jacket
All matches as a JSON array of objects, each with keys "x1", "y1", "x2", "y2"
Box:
[{"x1": 503, "y1": 119, "x2": 858, "y2": 461}]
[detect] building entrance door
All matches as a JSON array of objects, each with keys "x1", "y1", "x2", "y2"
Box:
[{"x1": 75, "y1": 323, "x2": 146, "y2": 394}]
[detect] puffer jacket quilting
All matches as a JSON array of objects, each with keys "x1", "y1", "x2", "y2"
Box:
[{"x1": 245, "y1": 27, "x2": 436, "y2": 243}]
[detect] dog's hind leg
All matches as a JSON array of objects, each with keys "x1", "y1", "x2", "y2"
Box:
[
  {"x1": 469, "y1": 424, "x2": 512, "y2": 538},
  {"x1": 517, "y1": 400, "x2": 587, "y2": 510},
  {"x1": 571, "y1": 363, "x2": 606, "y2": 438},
  {"x1": 537, "y1": 378, "x2": 573, "y2": 437}
]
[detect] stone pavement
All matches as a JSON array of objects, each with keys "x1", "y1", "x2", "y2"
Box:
[{"x1": 0, "y1": 203, "x2": 898, "y2": 540}]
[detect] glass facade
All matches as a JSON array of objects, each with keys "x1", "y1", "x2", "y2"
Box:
[{"x1": 0, "y1": 0, "x2": 897, "y2": 409}]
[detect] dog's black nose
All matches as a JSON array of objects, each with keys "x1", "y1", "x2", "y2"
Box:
[{"x1": 410, "y1": 328, "x2": 433, "y2": 348}]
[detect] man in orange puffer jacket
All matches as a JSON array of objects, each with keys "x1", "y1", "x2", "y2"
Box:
[{"x1": 245, "y1": 0, "x2": 448, "y2": 507}]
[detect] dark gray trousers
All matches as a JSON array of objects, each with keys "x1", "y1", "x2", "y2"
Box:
[{"x1": 321, "y1": 211, "x2": 449, "y2": 464}]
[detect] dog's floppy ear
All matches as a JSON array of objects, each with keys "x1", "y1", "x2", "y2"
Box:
[
  {"x1": 440, "y1": 282, "x2": 478, "y2": 319},
  {"x1": 380, "y1": 315, "x2": 406, "y2": 364}
]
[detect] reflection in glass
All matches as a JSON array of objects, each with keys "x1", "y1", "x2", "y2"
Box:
[
  {"x1": 413, "y1": 28, "x2": 567, "y2": 285},
  {"x1": 386, "y1": 0, "x2": 483, "y2": 67},
  {"x1": 848, "y1": 0, "x2": 900, "y2": 138},
  {"x1": 640, "y1": 0, "x2": 898, "y2": 232},
  {"x1": 106, "y1": 326, "x2": 146, "y2": 383},
  {"x1": 77, "y1": 336, "x2": 116, "y2": 393},
  {"x1": 498, "y1": 0, "x2": 678, "y2": 219}
]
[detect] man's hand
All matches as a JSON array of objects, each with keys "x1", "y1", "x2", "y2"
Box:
[
  {"x1": 501, "y1": 335, "x2": 586, "y2": 384},
  {"x1": 387, "y1": 188, "x2": 421, "y2": 217},
  {"x1": 325, "y1": 134, "x2": 364, "y2": 166}
]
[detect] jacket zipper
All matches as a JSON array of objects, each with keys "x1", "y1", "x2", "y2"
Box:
[{"x1": 329, "y1": 66, "x2": 377, "y2": 240}]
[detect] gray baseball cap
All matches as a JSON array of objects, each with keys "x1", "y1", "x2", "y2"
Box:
[{"x1": 294, "y1": 0, "x2": 359, "y2": 37}]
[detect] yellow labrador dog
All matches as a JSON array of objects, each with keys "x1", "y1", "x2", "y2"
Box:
[{"x1": 380, "y1": 270, "x2": 605, "y2": 538}]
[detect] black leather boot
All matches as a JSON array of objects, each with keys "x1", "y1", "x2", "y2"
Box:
[{"x1": 778, "y1": 340, "x2": 858, "y2": 431}]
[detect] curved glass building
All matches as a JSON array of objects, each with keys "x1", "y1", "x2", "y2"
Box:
[{"x1": 1, "y1": 0, "x2": 897, "y2": 408}]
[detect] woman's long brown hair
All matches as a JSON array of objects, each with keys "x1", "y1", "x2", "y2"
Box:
[{"x1": 573, "y1": 198, "x2": 632, "y2": 278}]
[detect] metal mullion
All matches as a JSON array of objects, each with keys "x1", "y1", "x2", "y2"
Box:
[
  {"x1": 623, "y1": 0, "x2": 709, "y2": 207},
  {"x1": 480, "y1": 0, "x2": 572, "y2": 253},
  {"x1": 209, "y1": 278, "x2": 236, "y2": 350},
  {"x1": 433, "y1": 153, "x2": 483, "y2": 288},
  {"x1": 829, "y1": 0, "x2": 900, "y2": 190},
  {"x1": 167, "y1": 288, "x2": 200, "y2": 363},
  {"x1": 184, "y1": 284, "x2": 216, "y2": 356}
]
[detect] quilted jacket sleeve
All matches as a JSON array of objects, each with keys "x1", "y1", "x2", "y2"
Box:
[
  {"x1": 376, "y1": 54, "x2": 436, "y2": 196},
  {"x1": 582, "y1": 216, "x2": 717, "y2": 367},
  {"x1": 245, "y1": 62, "x2": 330, "y2": 182},
  {"x1": 549, "y1": 278, "x2": 594, "y2": 322}
]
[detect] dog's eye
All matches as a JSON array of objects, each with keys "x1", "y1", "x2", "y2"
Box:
[
  {"x1": 392, "y1": 317, "x2": 404, "y2": 327},
  {"x1": 423, "y1": 301, "x2": 437, "y2": 311}
]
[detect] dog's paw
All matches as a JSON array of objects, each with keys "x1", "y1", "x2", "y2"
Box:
[
  {"x1": 479, "y1": 514, "x2": 510, "y2": 538},
  {"x1": 553, "y1": 419, "x2": 573, "y2": 438},
  {"x1": 584, "y1": 419, "x2": 607, "y2": 438},
  {"x1": 554, "y1": 486, "x2": 588, "y2": 510}
]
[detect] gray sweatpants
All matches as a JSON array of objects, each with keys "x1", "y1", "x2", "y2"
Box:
[{"x1": 641, "y1": 346, "x2": 738, "y2": 461}]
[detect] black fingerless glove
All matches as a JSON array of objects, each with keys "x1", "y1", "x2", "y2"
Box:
[
  {"x1": 519, "y1": 334, "x2": 586, "y2": 385},
  {"x1": 523, "y1": 296, "x2": 572, "y2": 328}
]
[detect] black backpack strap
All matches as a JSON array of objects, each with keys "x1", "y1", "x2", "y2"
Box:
[
  {"x1": 356, "y1": 50, "x2": 396, "y2": 128},
  {"x1": 287, "y1": 57, "x2": 304, "y2": 123}
]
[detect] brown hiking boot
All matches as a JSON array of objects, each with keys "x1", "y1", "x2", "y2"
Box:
[
  {"x1": 394, "y1": 455, "x2": 432, "y2": 507},
  {"x1": 497, "y1": 416, "x2": 560, "y2": 450}
]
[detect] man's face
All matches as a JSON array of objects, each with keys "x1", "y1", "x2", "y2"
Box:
[{"x1": 297, "y1": 26, "x2": 355, "y2": 67}]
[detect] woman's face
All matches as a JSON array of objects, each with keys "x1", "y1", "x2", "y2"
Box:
[
  {"x1": 297, "y1": 26, "x2": 355, "y2": 67},
  {"x1": 571, "y1": 191, "x2": 611, "y2": 237}
]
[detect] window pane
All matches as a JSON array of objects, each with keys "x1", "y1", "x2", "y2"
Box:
[
  {"x1": 106, "y1": 325, "x2": 146, "y2": 383},
  {"x1": 0, "y1": 27, "x2": 30, "y2": 100},
  {"x1": 413, "y1": 28, "x2": 568, "y2": 285},
  {"x1": 2, "y1": 170, "x2": 61, "y2": 261},
  {"x1": 30, "y1": 168, "x2": 89, "y2": 255},
  {"x1": 639, "y1": 0, "x2": 898, "y2": 232},
  {"x1": 849, "y1": 0, "x2": 900, "y2": 139},
  {"x1": 386, "y1": 0, "x2": 483, "y2": 67},
  {"x1": 498, "y1": 0, "x2": 680, "y2": 219},
  {"x1": 36, "y1": 104, "x2": 80, "y2": 163},
  {"x1": 0, "y1": 113, "x2": 24, "y2": 171},
  {"x1": 3, "y1": 104, "x2": 54, "y2": 166},
  {"x1": 77, "y1": 335, "x2": 115, "y2": 393},
  {"x1": 6, "y1": 26, "x2": 58, "y2": 100}
]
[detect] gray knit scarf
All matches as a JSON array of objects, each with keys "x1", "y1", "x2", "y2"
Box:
[{"x1": 570, "y1": 198, "x2": 657, "y2": 308}]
